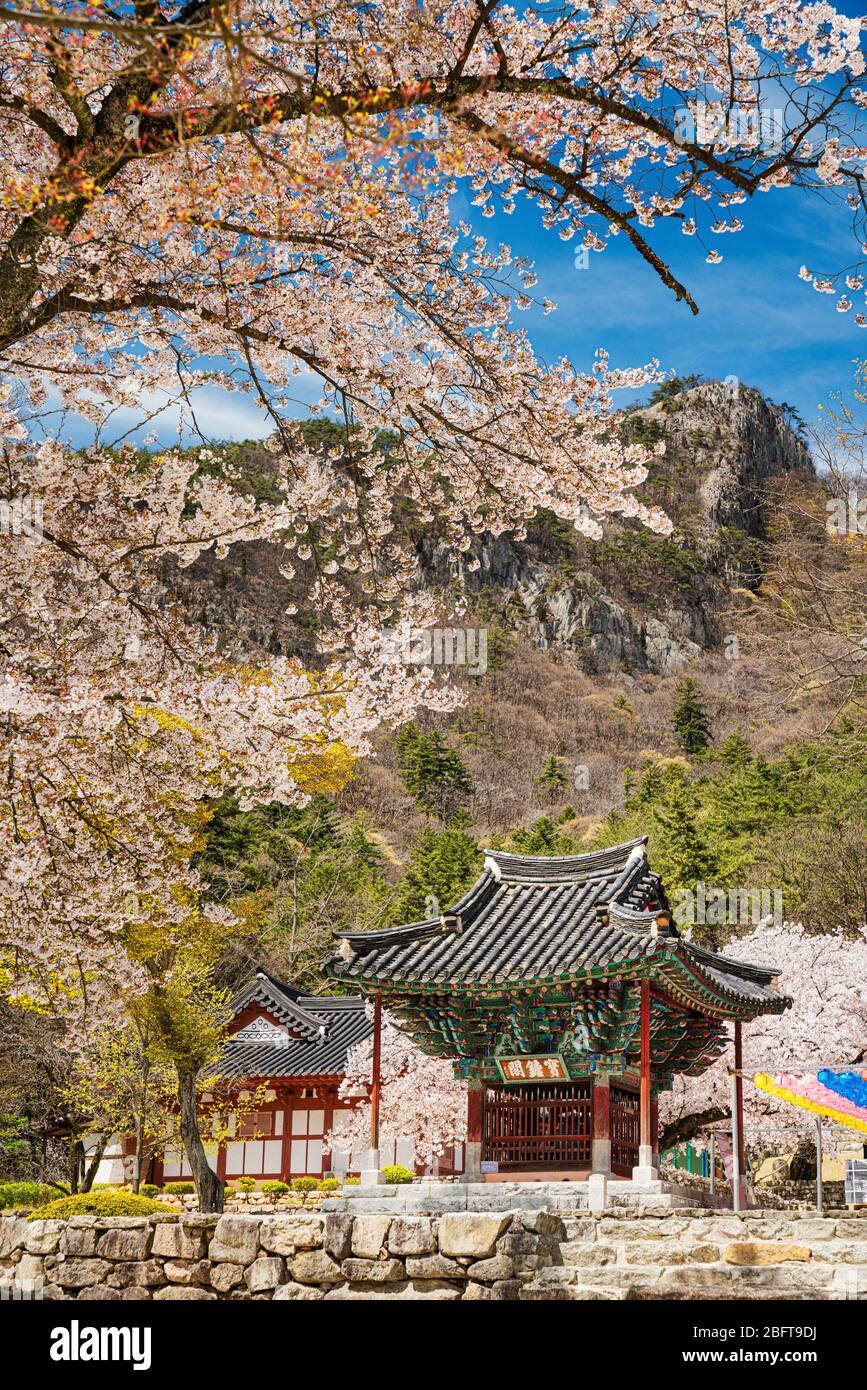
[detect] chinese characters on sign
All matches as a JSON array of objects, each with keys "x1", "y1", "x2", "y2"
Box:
[{"x1": 496, "y1": 1055, "x2": 569, "y2": 1083}]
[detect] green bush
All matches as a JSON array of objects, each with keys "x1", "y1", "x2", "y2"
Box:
[
  {"x1": 0, "y1": 1181, "x2": 62, "y2": 1211},
  {"x1": 343, "y1": 1175, "x2": 360, "y2": 1186},
  {"x1": 260, "y1": 1180, "x2": 290, "y2": 1195},
  {"x1": 30, "y1": 1191, "x2": 173, "y2": 1221},
  {"x1": 318, "y1": 1177, "x2": 339, "y2": 1193},
  {"x1": 139, "y1": 1183, "x2": 159, "y2": 1199},
  {"x1": 382, "y1": 1165, "x2": 414, "y2": 1185},
  {"x1": 290, "y1": 1176, "x2": 320, "y2": 1200},
  {"x1": 237, "y1": 1176, "x2": 256, "y2": 1193},
  {"x1": 162, "y1": 1181, "x2": 196, "y2": 1195},
  {"x1": 223, "y1": 1186, "x2": 236, "y2": 1198}
]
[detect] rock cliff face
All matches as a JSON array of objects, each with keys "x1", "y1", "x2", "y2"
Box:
[
  {"x1": 416, "y1": 381, "x2": 812, "y2": 675},
  {"x1": 171, "y1": 380, "x2": 812, "y2": 678}
]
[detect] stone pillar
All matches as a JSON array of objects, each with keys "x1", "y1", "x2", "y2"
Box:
[
  {"x1": 360, "y1": 1150, "x2": 384, "y2": 1186},
  {"x1": 461, "y1": 1078, "x2": 484, "y2": 1183},
  {"x1": 591, "y1": 1078, "x2": 612, "y2": 1175}
]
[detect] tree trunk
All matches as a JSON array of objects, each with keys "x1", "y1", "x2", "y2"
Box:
[
  {"x1": 68, "y1": 1135, "x2": 83, "y2": 1194},
  {"x1": 133, "y1": 1057, "x2": 149, "y2": 1195},
  {"x1": 177, "y1": 1068, "x2": 224, "y2": 1213},
  {"x1": 788, "y1": 1135, "x2": 817, "y2": 1182},
  {"x1": 81, "y1": 1135, "x2": 107, "y2": 1193},
  {"x1": 658, "y1": 1106, "x2": 729, "y2": 1154}
]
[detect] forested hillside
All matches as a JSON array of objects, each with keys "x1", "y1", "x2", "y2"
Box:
[{"x1": 175, "y1": 379, "x2": 867, "y2": 994}]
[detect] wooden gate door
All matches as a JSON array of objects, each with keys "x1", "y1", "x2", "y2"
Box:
[{"x1": 483, "y1": 1081, "x2": 592, "y2": 1170}]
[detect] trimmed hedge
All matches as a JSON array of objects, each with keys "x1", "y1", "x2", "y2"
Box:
[
  {"x1": 0, "y1": 1181, "x2": 61, "y2": 1211},
  {"x1": 29, "y1": 1191, "x2": 173, "y2": 1221},
  {"x1": 162, "y1": 1181, "x2": 196, "y2": 1195}
]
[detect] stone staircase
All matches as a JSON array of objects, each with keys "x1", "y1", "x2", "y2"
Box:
[{"x1": 520, "y1": 1209, "x2": 867, "y2": 1300}]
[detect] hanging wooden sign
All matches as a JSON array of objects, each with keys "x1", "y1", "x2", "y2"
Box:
[{"x1": 496, "y1": 1054, "x2": 569, "y2": 1083}]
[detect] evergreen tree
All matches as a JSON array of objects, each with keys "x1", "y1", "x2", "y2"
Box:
[
  {"x1": 395, "y1": 723, "x2": 474, "y2": 820},
  {"x1": 535, "y1": 754, "x2": 568, "y2": 801},
  {"x1": 718, "y1": 729, "x2": 753, "y2": 769},
  {"x1": 395, "y1": 818, "x2": 482, "y2": 921},
  {"x1": 508, "y1": 815, "x2": 581, "y2": 856},
  {"x1": 652, "y1": 780, "x2": 719, "y2": 897},
  {"x1": 671, "y1": 677, "x2": 712, "y2": 755}
]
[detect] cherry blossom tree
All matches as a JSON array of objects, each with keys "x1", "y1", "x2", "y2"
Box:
[
  {"x1": 0, "y1": 412, "x2": 453, "y2": 1205},
  {"x1": 325, "y1": 1004, "x2": 467, "y2": 1167},
  {"x1": 661, "y1": 922, "x2": 867, "y2": 1151}
]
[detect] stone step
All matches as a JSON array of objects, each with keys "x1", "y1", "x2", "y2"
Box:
[{"x1": 521, "y1": 1283, "x2": 628, "y2": 1301}]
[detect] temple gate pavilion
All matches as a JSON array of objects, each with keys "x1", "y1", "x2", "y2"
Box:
[{"x1": 326, "y1": 837, "x2": 791, "y2": 1182}]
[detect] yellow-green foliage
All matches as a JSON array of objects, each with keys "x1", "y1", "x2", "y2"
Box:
[
  {"x1": 29, "y1": 1191, "x2": 173, "y2": 1220},
  {"x1": 0, "y1": 1182, "x2": 60, "y2": 1210},
  {"x1": 382, "y1": 1164, "x2": 414, "y2": 1185}
]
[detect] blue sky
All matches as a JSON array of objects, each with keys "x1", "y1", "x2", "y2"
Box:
[{"x1": 468, "y1": 180, "x2": 863, "y2": 427}]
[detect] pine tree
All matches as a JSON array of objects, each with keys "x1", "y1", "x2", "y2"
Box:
[
  {"x1": 718, "y1": 729, "x2": 753, "y2": 769},
  {"x1": 395, "y1": 819, "x2": 482, "y2": 922},
  {"x1": 653, "y1": 781, "x2": 718, "y2": 897},
  {"x1": 535, "y1": 754, "x2": 568, "y2": 801},
  {"x1": 395, "y1": 723, "x2": 474, "y2": 820},
  {"x1": 671, "y1": 677, "x2": 712, "y2": 755}
]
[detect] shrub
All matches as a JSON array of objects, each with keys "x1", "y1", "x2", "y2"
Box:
[
  {"x1": 237, "y1": 1176, "x2": 256, "y2": 1193},
  {"x1": 343, "y1": 1175, "x2": 360, "y2": 1186},
  {"x1": 260, "y1": 1180, "x2": 290, "y2": 1195},
  {"x1": 318, "y1": 1177, "x2": 339, "y2": 1193},
  {"x1": 0, "y1": 1181, "x2": 62, "y2": 1211},
  {"x1": 223, "y1": 1186, "x2": 236, "y2": 1198},
  {"x1": 162, "y1": 1181, "x2": 196, "y2": 1195},
  {"x1": 290, "y1": 1176, "x2": 320, "y2": 1201},
  {"x1": 139, "y1": 1183, "x2": 159, "y2": 1199},
  {"x1": 382, "y1": 1165, "x2": 414, "y2": 1185},
  {"x1": 30, "y1": 1191, "x2": 173, "y2": 1220}
]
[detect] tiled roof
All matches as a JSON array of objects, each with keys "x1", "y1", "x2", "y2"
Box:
[
  {"x1": 219, "y1": 970, "x2": 371, "y2": 1078},
  {"x1": 327, "y1": 839, "x2": 788, "y2": 1018}
]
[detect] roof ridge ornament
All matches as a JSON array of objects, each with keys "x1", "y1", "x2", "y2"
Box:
[{"x1": 484, "y1": 854, "x2": 503, "y2": 882}]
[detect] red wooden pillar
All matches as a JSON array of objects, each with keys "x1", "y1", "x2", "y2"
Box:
[
  {"x1": 216, "y1": 1136, "x2": 227, "y2": 1183},
  {"x1": 322, "y1": 1086, "x2": 336, "y2": 1179},
  {"x1": 639, "y1": 978, "x2": 651, "y2": 1152},
  {"x1": 467, "y1": 1084, "x2": 484, "y2": 1147},
  {"x1": 465, "y1": 1079, "x2": 484, "y2": 1181},
  {"x1": 591, "y1": 1078, "x2": 611, "y2": 1174},
  {"x1": 370, "y1": 993, "x2": 382, "y2": 1153},
  {"x1": 734, "y1": 1020, "x2": 745, "y2": 1200}
]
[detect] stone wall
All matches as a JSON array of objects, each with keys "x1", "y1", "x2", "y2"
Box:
[
  {"x1": 2, "y1": 1207, "x2": 865, "y2": 1301},
  {"x1": 521, "y1": 1209, "x2": 867, "y2": 1300},
  {"x1": 0, "y1": 1209, "x2": 561, "y2": 1301}
]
